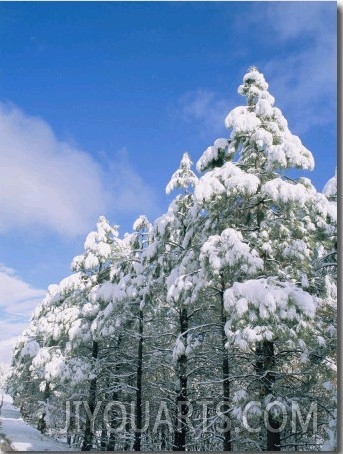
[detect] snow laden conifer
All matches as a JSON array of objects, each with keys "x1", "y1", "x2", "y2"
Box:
[
  {"x1": 8, "y1": 313, "x2": 44, "y2": 428},
  {"x1": 7, "y1": 67, "x2": 336, "y2": 452},
  {"x1": 165, "y1": 154, "x2": 199, "y2": 451},
  {"x1": 131, "y1": 215, "x2": 152, "y2": 451},
  {"x1": 144, "y1": 153, "x2": 205, "y2": 450},
  {"x1": 195, "y1": 67, "x2": 336, "y2": 451},
  {"x1": 166, "y1": 152, "x2": 198, "y2": 195},
  {"x1": 198, "y1": 228, "x2": 263, "y2": 451},
  {"x1": 8, "y1": 272, "x2": 92, "y2": 437},
  {"x1": 70, "y1": 216, "x2": 128, "y2": 450},
  {"x1": 87, "y1": 214, "x2": 152, "y2": 450},
  {"x1": 9, "y1": 216, "x2": 129, "y2": 448},
  {"x1": 308, "y1": 171, "x2": 337, "y2": 451},
  {"x1": 227, "y1": 66, "x2": 314, "y2": 174}
]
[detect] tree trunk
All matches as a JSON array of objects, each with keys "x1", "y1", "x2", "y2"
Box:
[
  {"x1": 107, "y1": 335, "x2": 124, "y2": 451},
  {"x1": 220, "y1": 280, "x2": 232, "y2": 451},
  {"x1": 106, "y1": 391, "x2": 118, "y2": 451},
  {"x1": 37, "y1": 381, "x2": 50, "y2": 433},
  {"x1": 106, "y1": 387, "x2": 118, "y2": 451},
  {"x1": 255, "y1": 340, "x2": 280, "y2": 451},
  {"x1": 133, "y1": 308, "x2": 144, "y2": 451},
  {"x1": 173, "y1": 307, "x2": 189, "y2": 451},
  {"x1": 81, "y1": 340, "x2": 99, "y2": 451},
  {"x1": 100, "y1": 421, "x2": 107, "y2": 451}
]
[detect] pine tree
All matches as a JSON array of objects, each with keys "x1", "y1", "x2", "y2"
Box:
[
  {"x1": 88, "y1": 215, "x2": 153, "y2": 450},
  {"x1": 143, "y1": 153, "x2": 201, "y2": 450},
  {"x1": 7, "y1": 67, "x2": 336, "y2": 452},
  {"x1": 67, "y1": 216, "x2": 125, "y2": 450},
  {"x1": 309, "y1": 171, "x2": 337, "y2": 450},
  {"x1": 130, "y1": 215, "x2": 152, "y2": 451},
  {"x1": 165, "y1": 153, "x2": 199, "y2": 451},
  {"x1": 195, "y1": 67, "x2": 335, "y2": 450}
]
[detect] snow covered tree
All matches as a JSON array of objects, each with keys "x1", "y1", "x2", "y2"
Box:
[
  {"x1": 317, "y1": 169, "x2": 337, "y2": 282},
  {"x1": 8, "y1": 270, "x2": 93, "y2": 440},
  {"x1": 195, "y1": 67, "x2": 336, "y2": 450},
  {"x1": 8, "y1": 66, "x2": 336, "y2": 452},
  {"x1": 128, "y1": 215, "x2": 152, "y2": 451},
  {"x1": 143, "y1": 152, "x2": 227, "y2": 450},
  {"x1": 307, "y1": 171, "x2": 337, "y2": 451},
  {"x1": 164, "y1": 153, "x2": 199, "y2": 451},
  {"x1": 198, "y1": 229, "x2": 263, "y2": 450},
  {"x1": 9, "y1": 216, "x2": 130, "y2": 448},
  {"x1": 87, "y1": 215, "x2": 153, "y2": 451},
  {"x1": 8, "y1": 315, "x2": 42, "y2": 426},
  {"x1": 70, "y1": 216, "x2": 128, "y2": 450}
]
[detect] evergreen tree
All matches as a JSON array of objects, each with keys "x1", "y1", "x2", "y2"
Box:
[
  {"x1": 143, "y1": 152, "x2": 202, "y2": 450},
  {"x1": 195, "y1": 67, "x2": 335, "y2": 450},
  {"x1": 165, "y1": 153, "x2": 199, "y2": 450},
  {"x1": 7, "y1": 67, "x2": 336, "y2": 452}
]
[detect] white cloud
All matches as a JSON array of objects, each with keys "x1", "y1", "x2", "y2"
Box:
[
  {"x1": 262, "y1": 2, "x2": 333, "y2": 42},
  {"x1": 0, "y1": 102, "x2": 110, "y2": 236},
  {"x1": 265, "y1": 48, "x2": 335, "y2": 133},
  {"x1": 0, "y1": 333, "x2": 24, "y2": 367},
  {"x1": 0, "y1": 102, "x2": 159, "y2": 237},
  {"x1": 0, "y1": 103, "x2": 161, "y2": 364},
  {"x1": 257, "y1": 2, "x2": 336, "y2": 133},
  {"x1": 0, "y1": 264, "x2": 45, "y2": 317},
  {"x1": 0, "y1": 265, "x2": 45, "y2": 365}
]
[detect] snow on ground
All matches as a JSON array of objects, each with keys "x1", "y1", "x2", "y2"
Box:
[{"x1": 0, "y1": 393, "x2": 74, "y2": 451}]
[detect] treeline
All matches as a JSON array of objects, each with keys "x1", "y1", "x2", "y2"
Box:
[{"x1": 7, "y1": 68, "x2": 337, "y2": 451}]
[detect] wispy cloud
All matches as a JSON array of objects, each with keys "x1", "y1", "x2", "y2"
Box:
[
  {"x1": 254, "y1": 2, "x2": 336, "y2": 133},
  {"x1": 0, "y1": 102, "x2": 110, "y2": 236},
  {"x1": 0, "y1": 103, "x2": 161, "y2": 365},
  {"x1": 104, "y1": 148, "x2": 160, "y2": 224},
  {"x1": 0, "y1": 332, "x2": 26, "y2": 366},
  {"x1": 0, "y1": 265, "x2": 46, "y2": 365},
  {"x1": 261, "y1": 2, "x2": 334, "y2": 42},
  {"x1": 176, "y1": 3, "x2": 335, "y2": 137},
  {"x1": 0, "y1": 264, "x2": 45, "y2": 317},
  {"x1": 0, "y1": 102, "x2": 160, "y2": 237},
  {"x1": 176, "y1": 89, "x2": 231, "y2": 138}
]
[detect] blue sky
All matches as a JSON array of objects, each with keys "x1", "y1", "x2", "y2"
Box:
[{"x1": 0, "y1": 1, "x2": 337, "y2": 364}]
